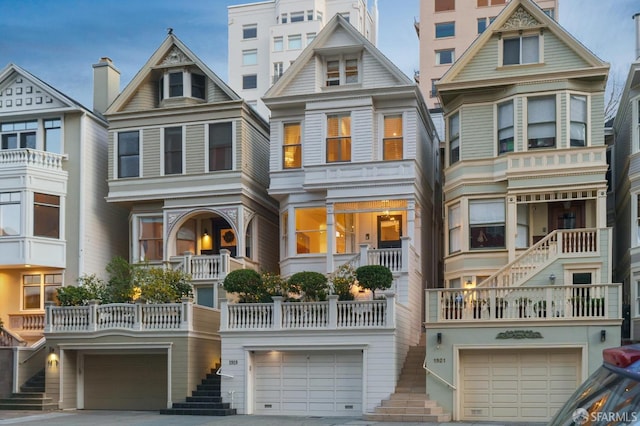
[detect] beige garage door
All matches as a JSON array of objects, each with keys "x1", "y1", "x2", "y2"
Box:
[
  {"x1": 84, "y1": 354, "x2": 167, "y2": 410},
  {"x1": 460, "y1": 348, "x2": 580, "y2": 422},
  {"x1": 254, "y1": 350, "x2": 362, "y2": 416}
]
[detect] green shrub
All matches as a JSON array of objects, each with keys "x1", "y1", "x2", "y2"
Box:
[
  {"x1": 330, "y1": 263, "x2": 356, "y2": 301},
  {"x1": 105, "y1": 256, "x2": 136, "y2": 303},
  {"x1": 57, "y1": 274, "x2": 107, "y2": 306},
  {"x1": 355, "y1": 265, "x2": 393, "y2": 298},
  {"x1": 136, "y1": 267, "x2": 193, "y2": 304},
  {"x1": 223, "y1": 269, "x2": 264, "y2": 303},
  {"x1": 288, "y1": 271, "x2": 329, "y2": 302},
  {"x1": 261, "y1": 272, "x2": 286, "y2": 301}
]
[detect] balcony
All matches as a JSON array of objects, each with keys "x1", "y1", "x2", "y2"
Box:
[
  {"x1": 0, "y1": 236, "x2": 66, "y2": 268},
  {"x1": 425, "y1": 284, "x2": 621, "y2": 324},
  {"x1": 167, "y1": 249, "x2": 254, "y2": 281},
  {"x1": 0, "y1": 149, "x2": 66, "y2": 172}
]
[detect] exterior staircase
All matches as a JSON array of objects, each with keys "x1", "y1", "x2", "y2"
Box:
[
  {"x1": 160, "y1": 367, "x2": 236, "y2": 416},
  {"x1": 364, "y1": 334, "x2": 451, "y2": 422},
  {"x1": 0, "y1": 369, "x2": 57, "y2": 410}
]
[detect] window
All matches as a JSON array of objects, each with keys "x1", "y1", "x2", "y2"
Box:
[
  {"x1": 345, "y1": 59, "x2": 358, "y2": 83},
  {"x1": 169, "y1": 72, "x2": 183, "y2": 97},
  {"x1": 516, "y1": 204, "x2": 529, "y2": 248},
  {"x1": 117, "y1": 131, "x2": 140, "y2": 178},
  {"x1": 23, "y1": 273, "x2": 62, "y2": 310},
  {"x1": 498, "y1": 101, "x2": 514, "y2": 154},
  {"x1": 339, "y1": 12, "x2": 350, "y2": 23},
  {"x1": 335, "y1": 213, "x2": 356, "y2": 254},
  {"x1": 306, "y1": 32, "x2": 316, "y2": 45},
  {"x1": 449, "y1": 112, "x2": 460, "y2": 164},
  {"x1": 477, "y1": 18, "x2": 487, "y2": 34},
  {"x1": 209, "y1": 122, "x2": 232, "y2": 171},
  {"x1": 448, "y1": 204, "x2": 461, "y2": 253},
  {"x1": 273, "y1": 62, "x2": 284, "y2": 83},
  {"x1": 570, "y1": 95, "x2": 587, "y2": 146},
  {"x1": 283, "y1": 122, "x2": 301, "y2": 169},
  {"x1": 435, "y1": 22, "x2": 455, "y2": 38},
  {"x1": 44, "y1": 118, "x2": 61, "y2": 153},
  {"x1": 327, "y1": 114, "x2": 351, "y2": 162},
  {"x1": 528, "y1": 96, "x2": 556, "y2": 149},
  {"x1": 435, "y1": 0, "x2": 455, "y2": 12},
  {"x1": 176, "y1": 219, "x2": 196, "y2": 255},
  {"x1": 34, "y1": 193, "x2": 59, "y2": 239},
  {"x1": 383, "y1": 115, "x2": 403, "y2": 160},
  {"x1": 543, "y1": 8, "x2": 555, "y2": 19},
  {"x1": 191, "y1": 74, "x2": 205, "y2": 100},
  {"x1": 139, "y1": 216, "x2": 163, "y2": 261},
  {"x1": 242, "y1": 49, "x2": 257, "y2": 66},
  {"x1": 282, "y1": 211, "x2": 289, "y2": 257},
  {"x1": 290, "y1": 11, "x2": 304, "y2": 22},
  {"x1": 243, "y1": 74, "x2": 257, "y2": 89},
  {"x1": 295, "y1": 207, "x2": 326, "y2": 254},
  {"x1": 273, "y1": 37, "x2": 283, "y2": 51},
  {"x1": 0, "y1": 192, "x2": 20, "y2": 236},
  {"x1": 288, "y1": 34, "x2": 302, "y2": 50},
  {"x1": 242, "y1": 24, "x2": 257, "y2": 39},
  {"x1": 164, "y1": 127, "x2": 182, "y2": 175},
  {"x1": 317, "y1": 11, "x2": 323, "y2": 22},
  {"x1": 1, "y1": 120, "x2": 37, "y2": 150},
  {"x1": 325, "y1": 58, "x2": 359, "y2": 86},
  {"x1": 503, "y1": 35, "x2": 539, "y2": 65},
  {"x1": 307, "y1": 10, "x2": 314, "y2": 20},
  {"x1": 436, "y1": 49, "x2": 455, "y2": 65},
  {"x1": 478, "y1": 0, "x2": 504, "y2": 5},
  {"x1": 430, "y1": 79, "x2": 438, "y2": 98},
  {"x1": 469, "y1": 199, "x2": 505, "y2": 249},
  {"x1": 281, "y1": 13, "x2": 287, "y2": 24},
  {"x1": 327, "y1": 60, "x2": 340, "y2": 86}
]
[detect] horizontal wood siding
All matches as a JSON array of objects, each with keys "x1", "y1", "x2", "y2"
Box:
[
  {"x1": 240, "y1": 119, "x2": 270, "y2": 187},
  {"x1": 455, "y1": 37, "x2": 499, "y2": 82},
  {"x1": 461, "y1": 104, "x2": 493, "y2": 160},
  {"x1": 270, "y1": 120, "x2": 282, "y2": 172},
  {"x1": 323, "y1": 27, "x2": 356, "y2": 48},
  {"x1": 560, "y1": 93, "x2": 567, "y2": 148},
  {"x1": 352, "y1": 107, "x2": 373, "y2": 162},
  {"x1": 590, "y1": 93, "x2": 605, "y2": 147},
  {"x1": 122, "y1": 81, "x2": 156, "y2": 112},
  {"x1": 281, "y1": 60, "x2": 316, "y2": 97},
  {"x1": 255, "y1": 215, "x2": 279, "y2": 273},
  {"x1": 404, "y1": 110, "x2": 417, "y2": 160},
  {"x1": 362, "y1": 51, "x2": 400, "y2": 88},
  {"x1": 186, "y1": 123, "x2": 205, "y2": 174},
  {"x1": 143, "y1": 127, "x2": 160, "y2": 177},
  {"x1": 304, "y1": 110, "x2": 324, "y2": 165},
  {"x1": 516, "y1": 97, "x2": 524, "y2": 152},
  {"x1": 208, "y1": 80, "x2": 233, "y2": 103}
]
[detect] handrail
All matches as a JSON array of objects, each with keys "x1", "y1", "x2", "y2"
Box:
[
  {"x1": 216, "y1": 366, "x2": 234, "y2": 378},
  {"x1": 19, "y1": 338, "x2": 46, "y2": 364},
  {"x1": 0, "y1": 327, "x2": 27, "y2": 347},
  {"x1": 423, "y1": 357, "x2": 456, "y2": 390}
]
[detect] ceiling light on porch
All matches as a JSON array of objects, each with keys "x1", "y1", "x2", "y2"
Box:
[{"x1": 201, "y1": 228, "x2": 212, "y2": 251}]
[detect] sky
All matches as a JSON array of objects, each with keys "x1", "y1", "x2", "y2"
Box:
[{"x1": 0, "y1": 0, "x2": 637, "y2": 109}]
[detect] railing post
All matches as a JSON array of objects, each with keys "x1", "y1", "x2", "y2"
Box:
[
  {"x1": 220, "y1": 300, "x2": 228, "y2": 331},
  {"x1": 557, "y1": 231, "x2": 564, "y2": 254},
  {"x1": 400, "y1": 237, "x2": 410, "y2": 273},
  {"x1": 181, "y1": 297, "x2": 193, "y2": 331},
  {"x1": 359, "y1": 244, "x2": 370, "y2": 266},
  {"x1": 384, "y1": 293, "x2": 396, "y2": 328},
  {"x1": 44, "y1": 301, "x2": 54, "y2": 333},
  {"x1": 134, "y1": 300, "x2": 143, "y2": 330},
  {"x1": 213, "y1": 282, "x2": 220, "y2": 309},
  {"x1": 88, "y1": 300, "x2": 98, "y2": 332},
  {"x1": 272, "y1": 297, "x2": 283, "y2": 330},
  {"x1": 328, "y1": 295, "x2": 338, "y2": 329},
  {"x1": 184, "y1": 253, "x2": 192, "y2": 275},
  {"x1": 220, "y1": 249, "x2": 231, "y2": 277}
]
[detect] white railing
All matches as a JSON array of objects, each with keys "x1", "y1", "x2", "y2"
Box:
[
  {"x1": 0, "y1": 149, "x2": 66, "y2": 170},
  {"x1": 425, "y1": 284, "x2": 620, "y2": 323},
  {"x1": 0, "y1": 327, "x2": 26, "y2": 347},
  {"x1": 221, "y1": 294, "x2": 396, "y2": 331},
  {"x1": 8, "y1": 313, "x2": 45, "y2": 331},
  {"x1": 480, "y1": 229, "x2": 601, "y2": 288},
  {"x1": 169, "y1": 249, "x2": 231, "y2": 281},
  {"x1": 357, "y1": 236, "x2": 410, "y2": 274}
]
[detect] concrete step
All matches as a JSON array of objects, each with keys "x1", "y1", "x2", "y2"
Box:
[
  {"x1": 0, "y1": 402, "x2": 58, "y2": 410},
  {"x1": 389, "y1": 392, "x2": 431, "y2": 401},
  {"x1": 186, "y1": 396, "x2": 223, "y2": 403},
  {"x1": 160, "y1": 408, "x2": 237, "y2": 416},
  {"x1": 363, "y1": 412, "x2": 451, "y2": 422},
  {"x1": 372, "y1": 405, "x2": 445, "y2": 415},
  {"x1": 381, "y1": 398, "x2": 438, "y2": 408},
  {"x1": 171, "y1": 402, "x2": 231, "y2": 409}
]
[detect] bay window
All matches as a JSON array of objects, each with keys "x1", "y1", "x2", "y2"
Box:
[
  {"x1": 570, "y1": 95, "x2": 587, "y2": 146},
  {"x1": 498, "y1": 101, "x2": 514, "y2": 154},
  {"x1": 469, "y1": 199, "x2": 505, "y2": 249},
  {"x1": 209, "y1": 122, "x2": 233, "y2": 171},
  {"x1": 164, "y1": 126, "x2": 182, "y2": 175},
  {"x1": 295, "y1": 207, "x2": 326, "y2": 254},
  {"x1": 448, "y1": 204, "x2": 461, "y2": 253},
  {"x1": 283, "y1": 122, "x2": 301, "y2": 168},
  {"x1": 449, "y1": 112, "x2": 460, "y2": 164},
  {"x1": 527, "y1": 96, "x2": 556, "y2": 149},
  {"x1": 0, "y1": 192, "x2": 20, "y2": 236},
  {"x1": 327, "y1": 114, "x2": 351, "y2": 162},
  {"x1": 138, "y1": 216, "x2": 163, "y2": 262},
  {"x1": 33, "y1": 193, "x2": 59, "y2": 239}
]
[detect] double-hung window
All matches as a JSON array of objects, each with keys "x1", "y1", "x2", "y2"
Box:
[
  {"x1": 325, "y1": 57, "x2": 359, "y2": 86},
  {"x1": 273, "y1": 62, "x2": 284, "y2": 83},
  {"x1": 209, "y1": 122, "x2": 233, "y2": 171},
  {"x1": 570, "y1": 95, "x2": 587, "y2": 146},
  {"x1": 383, "y1": 115, "x2": 403, "y2": 160},
  {"x1": 273, "y1": 37, "x2": 283, "y2": 51},
  {"x1": 498, "y1": 101, "x2": 514, "y2": 154},
  {"x1": 169, "y1": 72, "x2": 183, "y2": 97},
  {"x1": 34, "y1": 193, "x2": 60, "y2": 239},
  {"x1": 191, "y1": 74, "x2": 206, "y2": 100},
  {"x1": 44, "y1": 119, "x2": 62, "y2": 153},
  {"x1": 436, "y1": 49, "x2": 455, "y2": 65},
  {"x1": 288, "y1": 34, "x2": 302, "y2": 50},
  {"x1": 138, "y1": 216, "x2": 163, "y2": 262},
  {"x1": 283, "y1": 122, "x2": 301, "y2": 169},
  {"x1": 527, "y1": 96, "x2": 556, "y2": 149},
  {"x1": 23, "y1": 273, "x2": 62, "y2": 310},
  {"x1": 469, "y1": 199, "x2": 505, "y2": 249},
  {"x1": 242, "y1": 49, "x2": 257, "y2": 66},
  {"x1": 117, "y1": 131, "x2": 140, "y2": 178},
  {"x1": 477, "y1": 18, "x2": 487, "y2": 34},
  {"x1": 243, "y1": 74, "x2": 257, "y2": 89},
  {"x1": 449, "y1": 112, "x2": 460, "y2": 164},
  {"x1": 164, "y1": 127, "x2": 182, "y2": 175},
  {"x1": 0, "y1": 192, "x2": 20, "y2": 236},
  {"x1": 435, "y1": 22, "x2": 455, "y2": 38},
  {"x1": 448, "y1": 204, "x2": 461, "y2": 253},
  {"x1": 326, "y1": 114, "x2": 351, "y2": 163},
  {"x1": 503, "y1": 35, "x2": 539, "y2": 65}
]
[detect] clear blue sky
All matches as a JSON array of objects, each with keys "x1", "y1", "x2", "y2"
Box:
[{"x1": 0, "y1": 0, "x2": 636, "y2": 109}]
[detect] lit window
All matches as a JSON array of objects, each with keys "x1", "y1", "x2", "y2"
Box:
[
  {"x1": 243, "y1": 24, "x2": 257, "y2": 39},
  {"x1": 117, "y1": 131, "x2": 140, "y2": 178},
  {"x1": 527, "y1": 96, "x2": 556, "y2": 149},
  {"x1": 191, "y1": 74, "x2": 206, "y2": 100},
  {"x1": 290, "y1": 11, "x2": 304, "y2": 22},
  {"x1": 435, "y1": 0, "x2": 455, "y2": 12},
  {"x1": 383, "y1": 115, "x2": 403, "y2": 160},
  {"x1": 209, "y1": 122, "x2": 233, "y2": 171},
  {"x1": 498, "y1": 101, "x2": 514, "y2": 154},
  {"x1": 469, "y1": 199, "x2": 505, "y2": 249},
  {"x1": 449, "y1": 112, "x2": 459, "y2": 164},
  {"x1": 448, "y1": 204, "x2": 460, "y2": 253},
  {"x1": 169, "y1": 72, "x2": 183, "y2": 97},
  {"x1": 295, "y1": 207, "x2": 327, "y2": 254},
  {"x1": 327, "y1": 60, "x2": 340, "y2": 86},
  {"x1": 23, "y1": 273, "x2": 62, "y2": 310},
  {"x1": 335, "y1": 213, "x2": 356, "y2": 254},
  {"x1": 436, "y1": 49, "x2": 455, "y2": 65},
  {"x1": 288, "y1": 34, "x2": 302, "y2": 50},
  {"x1": 283, "y1": 122, "x2": 301, "y2": 169},
  {"x1": 273, "y1": 37, "x2": 283, "y2": 51},
  {"x1": 435, "y1": 22, "x2": 454, "y2": 38},
  {"x1": 570, "y1": 95, "x2": 587, "y2": 146},
  {"x1": 164, "y1": 127, "x2": 182, "y2": 175},
  {"x1": 503, "y1": 35, "x2": 539, "y2": 65},
  {"x1": 325, "y1": 58, "x2": 359, "y2": 86},
  {"x1": 0, "y1": 192, "x2": 20, "y2": 236},
  {"x1": 327, "y1": 115, "x2": 351, "y2": 163},
  {"x1": 34, "y1": 193, "x2": 60, "y2": 239},
  {"x1": 242, "y1": 49, "x2": 257, "y2": 66},
  {"x1": 243, "y1": 74, "x2": 257, "y2": 89},
  {"x1": 138, "y1": 216, "x2": 163, "y2": 262}
]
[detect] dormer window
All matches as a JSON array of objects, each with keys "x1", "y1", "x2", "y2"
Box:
[
  {"x1": 325, "y1": 57, "x2": 359, "y2": 87},
  {"x1": 191, "y1": 74, "x2": 205, "y2": 99},
  {"x1": 169, "y1": 72, "x2": 183, "y2": 97},
  {"x1": 503, "y1": 34, "x2": 539, "y2": 65},
  {"x1": 158, "y1": 70, "x2": 206, "y2": 102}
]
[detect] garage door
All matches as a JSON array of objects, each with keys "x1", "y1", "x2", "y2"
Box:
[
  {"x1": 84, "y1": 354, "x2": 167, "y2": 410},
  {"x1": 460, "y1": 348, "x2": 580, "y2": 422},
  {"x1": 254, "y1": 350, "x2": 362, "y2": 416}
]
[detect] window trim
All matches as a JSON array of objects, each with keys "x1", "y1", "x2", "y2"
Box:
[
  {"x1": 383, "y1": 114, "x2": 403, "y2": 161},
  {"x1": 570, "y1": 94, "x2": 588, "y2": 147},
  {"x1": 206, "y1": 121, "x2": 235, "y2": 172},
  {"x1": 288, "y1": 34, "x2": 302, "y2": 50},
  {"x1": 501, "y1": 32, "x2": 542, "y2": 66},
  {"x1": 435, "y1": 21, "x2": 455, "y2": 38},
  {"x1": 526, "y1": 95, "x2": 557, "y2": 150},
  {"x1": 497, "y1": 100, "x2": 514, "y2": 155},
  {"x1": 134, "y1": 214, "x2": 164, "y2": 263},
  {"x1": 449, "y1": 111, "x2": 460, "y2": 165},
  {"x1": 469, "y1": 198, "x2": 506, "y2": 250},
  {"x1": 324, "y1": 56, "x2": 360, "y2": 87},
  {"x1": 435, "y1": 49, "x2": 455, "y2": 65},
  {"x1": 326, "y1": 114, "x2": 351, "y2": 163},
  {"x1": 283, "y1": 122, "x2": 302, "y2": 169},
  {"x1": 448, "y1": 203, "x2": 461, "y2": 254},
  {"x1": 33, "y1": 192, "x2": 60, "y2": 239},
  {"x1": 242, "y1": 49, "x2": 258, "y2": 66},
  {"x1": 273, "y1": 36, "x2": 283, "y2": 52},
  {"x1": 21, "y1": 272, "x2": 63, "y2": 311},
  {"x1": 242, "y1": 74, "x2": 258, "y2": 90},
  {"x1": 116, "y1": 130, "x2": 141, "y2": 179},
  {"x1": 162, "y1": 126, "x2": 184, "y2": 176}
]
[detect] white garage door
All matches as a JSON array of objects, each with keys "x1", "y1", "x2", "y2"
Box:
[
  {"x1": 460, "y1": 348, "x2": 580, "y2": 422},
  {"x1": 254, "y1": 350, "x2": 362, "y2": 416}
]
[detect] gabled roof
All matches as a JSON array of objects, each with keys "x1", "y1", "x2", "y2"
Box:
[
  {"x1": 106, "y1": 33, "x2": 240, "y2": 114},
  {"x1": 437, "y1": 0, "x2": 608, "y2": 89},
  {"x1": 263, "y1": 14, "x2": 412, "y2": 100},
  {"x1": 0, "y1": 63, "x2": 105, "y2": 123}
]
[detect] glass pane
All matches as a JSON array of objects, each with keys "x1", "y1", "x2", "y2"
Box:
[
  {"x1": 528, "y1": 97, "x2": 555, "y2": 123},
  {"x1": 295, "y1": 207, "x2": 326, "y2": 254},
  {"x1": 284, "y1": 123, "x2": 301, "y2": 145},
  {"x1": 469, "y1": 200, "x2": 505, "y2": 223},
  {"x1": 45, "y1": 284, "x2": 61, "y2": 304},
  {"x1": 21, "y1": 132, "x2": 36, "y2": 149},
  {"x1": 45, "y1": 127, "x2": 61, "y2": 153},
  {"x1": 24, "y1": 286, "x2": 41, "y2": 309},
  {"x1": 522, "y1": 36, "x2": 539, "y2": 63},
  {"x1": 345, "y1": 59, "x2": 358, "y2": 83},
  {"x1": 571, "y1": 95, "x2": 587, "y2": 121},
  {"x1": 169, "y1": 72, "x2": 183, "y2": 97},
  {"x1": 470, "y1": 225, "x2": 505, "y2": 248},
  {"x1": 197, "y1": 287, "x2": 214, "y2": 307},
  {"x1": 191, "y1": 74, "x2": 206, "y2": 99},
  {"x1": 140, "y1": 217, "x2": 162, "y2": 238},
  {"x1": 164, "y1": 127, "x2": 182, "y2": 175},
  {"x1": 209, "y1": 122, "x2": 233, "y2": 171},
  {"x1": 384, "y1": 116, "x2": 402, "y2": 138},
  {"x1": 283, "y1": 146, "x2": 301, "y2": 168},
  {"x1": 435, "y1": 22, "x2": 454, "y2": 38},
  {"x1": 503, "y1": 38, "x2": 520, "y2": 65},
  {"x1": 384, "y1": 139, "x2": 403, "y2": 160},
  {"x1": 34, "y1": 195, "x2": 60, "y2": 238},
  {"x1": 1, "y1": 203, "x2": 20, "y2": 236}
]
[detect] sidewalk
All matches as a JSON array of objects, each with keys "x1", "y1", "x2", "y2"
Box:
[{"x1": 0, "y1": 410, "x2": 547, "y2": 426}]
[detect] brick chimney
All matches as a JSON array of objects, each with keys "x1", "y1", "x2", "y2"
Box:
[{"x1": 92, "y1": 57, "x2": 120, "y2": 114}]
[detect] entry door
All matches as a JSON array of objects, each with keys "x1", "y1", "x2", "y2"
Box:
[
  {"x1": 377, "y1": 215, "x2": 402, "y2": 249},
  {"x1": 548, "y1": 201, "x2": 584, "y2": 232}
]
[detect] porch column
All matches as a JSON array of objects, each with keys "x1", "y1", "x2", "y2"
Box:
[
  {"x1": 237, "y1": 206, "x2": 246, "y2": 259},
  {"x1": 220, "y1": 300, "x2": 228, "y2": 331},
  {"x1": 506, "y1": 196, "x2": 517, "y2": 262},
  {"x1": 328, "y1": 295, "x2": 338, "y2": 329},
  {"x1": 326, "y1": 203, "x2": 335, "y2": 273},
  {"x1": 407, "y1": 200, "x2": 416, "y2": 245},
  {"x1": 359, "y1": 243, "x2": 370, "y2": 266},
  {"x1": 597, "y1": 189, "x2": 607, "y2": 228},
  {"x1": 286, "y1": 206, "x2": 295, "y2": 259}
]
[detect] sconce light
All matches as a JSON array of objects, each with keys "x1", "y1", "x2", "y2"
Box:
[
  {"x1": 201, "y1": 228, "x2": 212, "y2": 250},
  {"x1": 549, "y1": 274, "x2": 556, "y2": 284},
  {"x1": 203, "y1": 228, "x2": 209, "y2": 237},
  {"x1": 465, "y1": 279, "x2": 473, "y2": 287},
  {"x1": 600, "y1": 329, "x2": 606, "y2": 342},
  {"x1": 49, "y1": 347, "x2": 55, "y2": 354},
  {"x1": 436, "y1": 332, "x2": 442, "y2": 345}
]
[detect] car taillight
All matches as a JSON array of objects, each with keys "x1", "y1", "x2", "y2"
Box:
[{"x1": 603, "y1": 346, "x2": 640, "y2": 368}]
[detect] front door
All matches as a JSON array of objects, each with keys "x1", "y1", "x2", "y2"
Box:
[
  {"x1": 548, "y1": 200, "x2": 585, "y2": 232},
  {"x1": 377, "y1": 215, "x2": 402, "y2": 249}
]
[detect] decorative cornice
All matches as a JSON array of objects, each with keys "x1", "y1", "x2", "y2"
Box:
[{"x1": 500, "y1": 7, "x2": 541, "y2": 31}]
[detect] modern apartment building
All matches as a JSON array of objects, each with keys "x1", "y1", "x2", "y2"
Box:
[
  {"x1": 228, "y1": 0, "x2": 378, "y2": 119},
  {"x1": 417, "y1": 0, "x2": 558, "y2": 111}
]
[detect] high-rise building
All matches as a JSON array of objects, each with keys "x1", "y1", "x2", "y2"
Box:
[
  {"x1": 228, "y1": 0, "x2": 378, "y2": 119},
  {"x1": 417, "y1": 0, "x2": 558, "y2": 110}
]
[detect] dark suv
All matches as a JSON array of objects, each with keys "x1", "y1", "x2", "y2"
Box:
[{"x1": 550, "y1": 345, "x2": 640, "y2": 425}]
